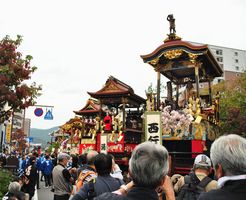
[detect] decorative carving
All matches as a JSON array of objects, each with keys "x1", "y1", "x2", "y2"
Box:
[
  {"x1": 149, "y1": 57, "x2": 159, "y2": 66},
  {"x1": 164, "y1": 49, "x2": 183, "y2": 60},
  {"x1": 101, "y1": 81, "x2": 120, "y2": 92},
  {"x1": 188, "y1": 53, "x2": 198, "y2": 63}
]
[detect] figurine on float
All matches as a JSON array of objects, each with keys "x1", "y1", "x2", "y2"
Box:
[
  {"x1": 103, "y1": 112, "x2": 112, "y2": 131},
  {"x1": 167, "y1": 14, "x2": 176, "y2": 34},
  {"x1": 178, "y1": 82, "x2": 195, "y2": 108}
]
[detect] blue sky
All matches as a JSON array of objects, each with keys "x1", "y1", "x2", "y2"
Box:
[{"x1": 1, "y1": 0, "x2": 246, "y2": 129}]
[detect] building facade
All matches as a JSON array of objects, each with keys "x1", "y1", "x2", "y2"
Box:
[
  {"x1": 191, "y1": 42, "x2": 246, "y2": 88},
  {"x1": 209, "y1": 44, "x2": 246, "y2": 82},
  {"x1": 23, "y1": 118, "x2": 31, "y2": 137}
]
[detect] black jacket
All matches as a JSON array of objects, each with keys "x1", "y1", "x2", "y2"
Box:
[
  {"x1": 198, "y1": 179, "x2": 246, "y2": 200},
  {"x1": 95, "y1": 186, "x2": 159, "y2": 200},
  {"x1": 72, "y1": 175, "x2": 124, "y2": 200}
]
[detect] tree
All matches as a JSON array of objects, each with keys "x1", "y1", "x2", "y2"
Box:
[
  {"x1": 11, "y1": 128, "x2": 27, "y2": 153},
  {"x1": 214, "y1": 72, "x2": 246, "y2": 137},
  {"x1": 0, "y1": 35, "x2": 42, "y2": 122}
]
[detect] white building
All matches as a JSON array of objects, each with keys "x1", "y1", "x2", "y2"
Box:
[
  {"x1": 190, "y1": 42, "x2": 246, "y2": 87},
  {"x1": 209, "y1": 44, "x2": 246, "y2": 83},
  {"x1": 24, "y1": 118, "x2": 31, "y2": 137},
  {"x1": 12, "y1": 110, "x2": 25, "y2": 132}
]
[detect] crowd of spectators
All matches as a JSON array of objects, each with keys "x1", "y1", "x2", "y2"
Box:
[{"x1": 1, "y1": 133, "x2": 246, "y2": 200}]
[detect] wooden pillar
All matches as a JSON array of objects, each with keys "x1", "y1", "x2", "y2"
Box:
[
  {"x1": 99, "y1": 99, "x2": 102, "y2": 119},
  {"x1": 122, "y1": 98, "x2": 126, "y2": 131},
  {"x1": 176, "y1": 84, "x2": 179, "y2": 108},
  {"x1": 194, "y1": 66, "x2": 200, "y2": 98},
  {"x1": 157, "y1": 71, "x2": 161, "y2": 110},
  {"x1": 167, "y1": 81, "x2": 173, "y2": 102},
  {"x1": 208, "y1": 79, "x2": 212, "y2": 105}
]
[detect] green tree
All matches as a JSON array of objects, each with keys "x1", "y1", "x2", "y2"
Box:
[
  {"x1": 215, "y1": 72, "x2": 246, "y2": 136},
  {"x1": 0, "y1": 169, "x2": 14, "y2": 198},
  {"x1": 0, "y1": 35, "x2": 42, "y2": 122}
]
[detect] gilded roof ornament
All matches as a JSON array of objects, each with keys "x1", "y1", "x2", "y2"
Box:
[
  {"x1": 188, "y1": 53, "x2": 198, "y2": 63},
  {"x1": 164, "y1": 49, "x2": 183, "y2": 59}
]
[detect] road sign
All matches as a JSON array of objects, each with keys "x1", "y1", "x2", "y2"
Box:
[
  {"x1": 34, "y1": 108, "x2": 43, "y2": 117},
  {"x1": 29, "y1": 137, "x2": 33, "y2": 143},
  {"x1": 26, "y1": 137, "x2": 33, "y2": 143},
  {"x1": 44, "y1": 109, "x2": 53, "y2": 120}
]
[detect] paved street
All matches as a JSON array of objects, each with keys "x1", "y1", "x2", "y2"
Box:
[
  {"x1": 37, "y1": 180, "x2": 53, "y2": 200},
  {"x1": 37, "y1": 180, "x2": 75, "y2": 200}
]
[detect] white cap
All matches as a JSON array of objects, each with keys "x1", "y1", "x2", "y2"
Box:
[{"x1": 194, "y1": 154, "x2": 211, "y2": 167}]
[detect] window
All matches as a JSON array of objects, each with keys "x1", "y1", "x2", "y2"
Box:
[
  {"x1": 235, "y1": 59, "x2": 238, "y2": 63},
  {"x1": 234, "y1": 52, "x2": 238, "y2": 56},
  {"x1": 217, "y1": 57, "x2": 223, "y2": 62},
  {"x1": 220, "y1": 64, "x2": 224, "y2": 69},
  {"x1": 216, "y1": 49, "x2": 223, "y2": 55},
  {"x1": 235, "y1": 66, "x2": 239, "y2": 71}
]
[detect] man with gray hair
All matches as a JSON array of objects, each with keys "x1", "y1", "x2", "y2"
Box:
[
  {"x1": 52, "y1": 153, "x2": 73, "y2": 200},
  {"x1": 95, "y1": 141, "x2": 175, "y2": 200},
  {"x1": 198, "y1": 134, "x2": 246, "y2": 200},
  {"x1": 3, "y1": 181, "x2": 28, "y2": 200},
  {"x1": 75, "y1": 150, "x2": 98, "y2": 193}
]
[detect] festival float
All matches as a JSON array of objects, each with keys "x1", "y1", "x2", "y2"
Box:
[
  {"x1": 74, "y1": 98, "x2": 100, "y2": 154},
  {"x1": 58, "y1": 116, "x2": 84, "y2": 154},
  {"x1": 55, "y1": 76, "x2": 145, "y2": 166},
  {"x1": 53, "y1": 15, "x2": 222, "y2": 175},
  {"x1": 87, "y1": 76, "x2": 145, "y2": 165},
  {"x1": 140, "y1": 14, "x2": 223, "y2": 174}
]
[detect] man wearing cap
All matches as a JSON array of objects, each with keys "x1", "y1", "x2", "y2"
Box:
[
  {"x1": 174, "y1": 154, "x2": 217, "y2": 195},
  {"x1": 52, "y1": 153, "x2": 74, "y2": 200}
]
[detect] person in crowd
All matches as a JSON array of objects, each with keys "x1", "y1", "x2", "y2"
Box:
[
  {"x1": 3, "y1": 181, "x2": 27, "y2": 200},
  {"x1": 51, "y1": 153, "x2": 57, "y2": 183},
  {"x1": 108, "y1": 154, "x2": 123, "y2": 180},
  {"x1": 31, "y1": 151, "x2": 40, "y2": 190},
  {"x1": 95, "y1": 141, "x2": 175, "y2": 200},
  {"x1": 71, "y1": 154, "x2": 79, "y2": 168},
  {"x1": 52, "y1": 153, "x2": 74, "y2": 200},
  {"x1": 77, "y1": 151, "x2": 97, "y2": 176},
  {"x1": 51, "y1": 153, "x2": 57, "y2": 167},
  {"x1": 72, "y1": 153, "x2": 124, "y2": 200},
  {"x1": 40, "y1": 153, "x2": 46, "y2": 181},
  {"x1": 78, "y1": 153, "x2": 87, "y2": 168},
  {"x1": 198, "y1": 134, "x2": 246, "y2": 200},
  {"x1": 174, "y1": 154, "x2": 217, "y2": 200},
  {"x1": 21, "y1": 155, "x2": 28, "y2": 171},
  {"x1": 18, "y1": 154, "x2": 23, "y2": 172},
  {"x1": 36, "y1": 154, "x2": 43, "y2": 189},
  {"x1": 21, "y1": 156, "x2": 37, "y2": 200},
  {"x1": 75, "y1": 150, "x2": 98, "y2": 194},
  {"x1": 42, "y1": 155, "x2": 54, "y2": 188},
  {"x1": 68, "y1": 154, "x2": 78, "y2": 183},
  {"x1": 0, "y1": 152, "x2": 7, "y2": 167}
]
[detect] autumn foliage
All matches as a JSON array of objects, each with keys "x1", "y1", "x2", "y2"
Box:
[
  {"x1": 0, "y1": 35, "x2": 42, "y2": 122},
  {"x1": 215, "y1": 72, "x2": 246, "y2": 137}
]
